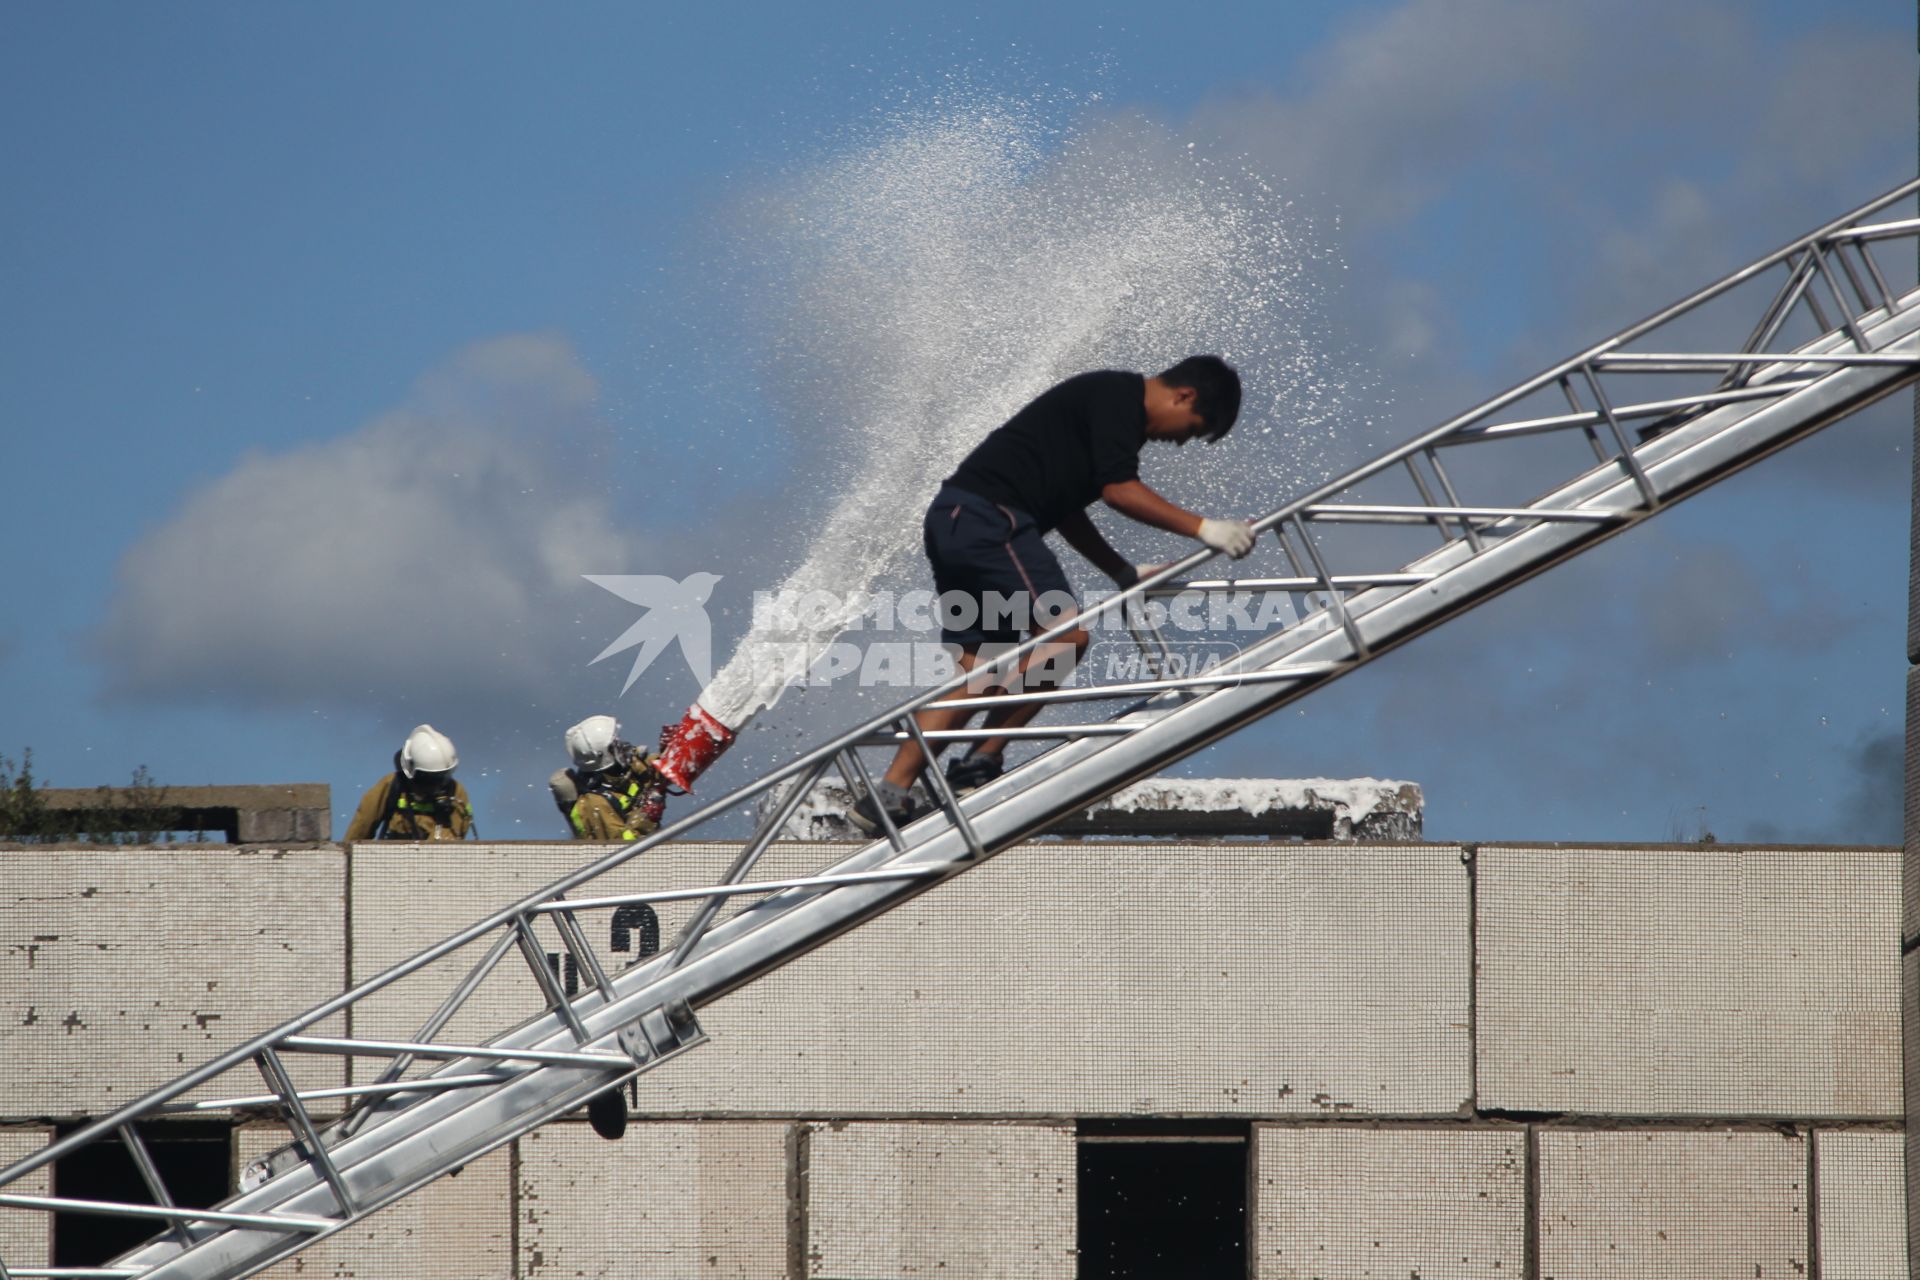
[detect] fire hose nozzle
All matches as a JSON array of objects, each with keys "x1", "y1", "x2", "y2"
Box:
[{"x1": 655, "y1": 704, "x2": 736, "y2": 792}]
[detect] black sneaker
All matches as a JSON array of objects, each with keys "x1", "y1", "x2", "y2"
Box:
[
  {"x1": 850, "y1": 789, "x2": 921, "y2": 836},
  {"x1": 944, "y1": 751, "x2": 1004, "y2": 794}
]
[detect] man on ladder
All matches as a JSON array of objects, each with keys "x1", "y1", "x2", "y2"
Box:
[{"x1": 852, "y1": 356, "x2": 1257, "y2": 834}]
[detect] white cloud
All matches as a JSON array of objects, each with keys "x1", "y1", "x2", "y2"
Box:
[
  {"x1": 1188, "y1": 0, "x2": 1595, "y2": 228},
  {"x1": 1182, "y1": 0, "x2": 1914, "y2": 471},
  {"x1": 94, "y1": 334, "x2": 660, "y2": 716}
]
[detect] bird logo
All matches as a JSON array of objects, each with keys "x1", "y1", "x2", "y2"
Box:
[{"x1": 584, "y1": 572, "x2": 724, "y2": 693}]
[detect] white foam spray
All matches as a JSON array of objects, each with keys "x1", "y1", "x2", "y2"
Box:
[{"x1": 696, "y1": 92, "x2": 1351, "y2": 731}]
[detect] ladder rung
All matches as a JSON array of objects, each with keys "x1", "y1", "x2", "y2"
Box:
[
  {"x1": 1454, "y1": 379, "x2": 1816, "y2": 443},
  {"x1": 281, "y1": 1036, "x2": 629, "y2": 1070},
  {"x1": 0, "y1": 1193, "x2": 331, "y2": 1234},
  {"x1": 933, "y1": 663, "x2": 1346, "y2": 713},
  {"x1": 858, "y1": 722, "x2": 1140, "y2": 745},
  {"x1": 1594, "y1": 350, "x2": 1919, "y2": 368},
  {"x1": 1143, "y1": 573, "x2": 1432, "y2": 594},
  {"x1": 1829, "y1": 215, "x2": 1920, "y2": 242},
  {"x1": 1303, "y1": 503, "x2": 1621, "y2": 524},
  {"x1": 529, "y1": 867, "x2": 945, "y2": 914},
  {"x1": 158, "y1": 1072, "x2": 510, "y2": 1114}
]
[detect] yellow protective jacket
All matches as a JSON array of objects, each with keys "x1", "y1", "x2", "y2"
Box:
[
  {"x1": 343, "y1": 774, "x2": 475, "y2": 842},
  {"x1": 563, "y1": 766, "x2": 661, "y2": 843}
]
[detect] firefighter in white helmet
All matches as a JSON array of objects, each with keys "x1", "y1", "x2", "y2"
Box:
[
  {"x1": 343, "y1": 724, "x2": 475, "y2": 841},
  {"x1": 549, "y1": 715, "x2": 666, "y2": 842}
]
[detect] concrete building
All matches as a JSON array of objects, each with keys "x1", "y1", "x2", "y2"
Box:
[{"x1": 0, "y1": 809, "x2": 1904, "y2": 1277}]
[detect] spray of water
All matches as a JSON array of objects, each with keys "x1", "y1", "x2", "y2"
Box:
[{"x1": 697, "y1": 92, "x2": 1353, "y2": 730}]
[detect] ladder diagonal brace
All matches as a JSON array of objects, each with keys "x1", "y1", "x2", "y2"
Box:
[
  {"x1": 1402, "y1": 455, "x2": 1459, "y2": 545},
  {"x1": 255, "y1": 1050, "x2": 355, "y2": 1218},
  {"x1": 1288, "y1": 515, "x2": 1367, "y2": 658},
  {"x1": 668, "y1": 753, "x2": 835, "y2": 970},
  {"x1": 116, "y1": 1126, "x2": 189, "y2": 1249},
  {"x1": 1853, "y1": 238, "x2": 1895, "y2": 310},
  {"x1": 1733, "y1": 256, "x2": 1820, "y2": 388},
  {"x1": 1832, "y1": 242, "x2": 1874, "y2": 315},
  {"x1": 366, "y1": 927, "x2": 520, "y2": 1094},
  {"x1": 1418, "y1": 449, "x2": 1483, "y2": 553},
  {"x1": 1558, "y1": 373, "x2": 1609, "y2": 461},
  {"x1": 513, "y1": 916, "x2": 589, "y2": 1042},
  {"x1": 903, "y1": 714, "x2": 986, "y2": 860},
  {"x1": 550, "y1": 900, "x2": 616, "y2": 1004},
  {"x1": 1800, "y1": 250, "x2": 1834, "y2": 331},
  {"x1": 1810, "y1": 244, "x2": 1870, "y2": 349},
  {"x1": 837, "y1": 748, "x2": 907, "y2": 851},
  {"x1": 1577, "y1": 364, "x2": 1660, "y2": 508}
]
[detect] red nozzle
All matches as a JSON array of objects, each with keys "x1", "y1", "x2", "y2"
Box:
[{"x1": 655, "y1": 703, "x2": 735, "y2": 792}]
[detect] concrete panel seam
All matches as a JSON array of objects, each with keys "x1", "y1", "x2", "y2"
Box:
[
  {"x1": 611, "y1": 1110, "x2": 1899, "y2": 1131},
  {"x1": 619, "y1": 1110, "x2": 1520, "y2": 1128},
  {"x1": 1808, "y1": 1127, "x2": 1822, "y2": 1280},
  {"x1": 1466, "y1": 844, "x2": 1480, "y2": 1116},
  {"x1": 1438, "y1": 1111, "x2": 1896, "y2": 1132},
  {"x1": 786, "y1": 1121, "x2": 810, "y2": 1280},
  {"x1": 1245, "y1": 1122, "x2": 1259, "y2": 1266},
  {"x1": 343, "y1": 842, "x2": 354, "y2": 1056},
  {"x1": 1523, "y1": 1124, "x2": 1540, "y2": 1280},
  {"x1": 507, "y1": 1136, "x2": 519, "y2": 1280}
]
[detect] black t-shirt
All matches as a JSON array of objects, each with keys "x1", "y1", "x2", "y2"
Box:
[{"x1": 944, "y1": 371, "x2": 1147, "y2": 532}]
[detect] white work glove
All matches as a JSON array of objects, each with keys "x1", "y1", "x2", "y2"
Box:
[{"x1": 1197, "y1": 517, "x2": 1257, "y2": 559}]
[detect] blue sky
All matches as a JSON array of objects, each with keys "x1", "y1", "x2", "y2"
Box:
[{"x1": 2, "y1": 0, "x2": 1914, "y2": 843}]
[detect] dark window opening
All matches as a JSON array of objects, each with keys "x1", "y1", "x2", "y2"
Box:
[
  {"x1": 52, "y1": 1120, "x2": 230, "y2": 1268},
  {"x1": 1077, "y1": 1121, "x2": 1248, "y2": 1280}
]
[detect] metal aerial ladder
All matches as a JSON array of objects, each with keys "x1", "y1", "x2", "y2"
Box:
[{"x1": 4, "y1": 178, "x2": 1919, "y2": 1280}]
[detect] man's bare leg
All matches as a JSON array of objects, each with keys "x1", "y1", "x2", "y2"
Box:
[
  {"x1": 873, "y1": 621, "x2": 1087, "y2": 796},
  {"x1": 877, "y1": 646, "x2": 997, "y2": 790},
  {"x1": 961, "y1": 624, "x2": 1090, "y2": 762}
]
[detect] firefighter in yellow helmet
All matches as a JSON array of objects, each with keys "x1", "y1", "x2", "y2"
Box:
[
  {"x1": 343, "y1": 724, "x2": 476, "y2": 842},
  {"x1": 549, "y1": 715, "x2": 666, "y2": 842}
]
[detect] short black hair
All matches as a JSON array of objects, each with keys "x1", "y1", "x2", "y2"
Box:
[{"x1": 1159, "y1": 355, "x2": 1242, "y2": 441}]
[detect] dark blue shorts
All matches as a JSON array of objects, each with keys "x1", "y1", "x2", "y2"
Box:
[{"x1": 923, "y1": 485, "x2": 1079, "y2": 647}]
